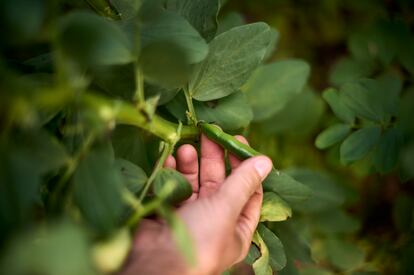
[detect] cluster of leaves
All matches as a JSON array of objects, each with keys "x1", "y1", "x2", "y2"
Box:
[{"x1": 0, "y1": 0, "x2": 317, "y2": 274}]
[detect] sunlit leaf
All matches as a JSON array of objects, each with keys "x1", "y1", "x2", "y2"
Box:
[{"x1": 260, "y1": 192, "x2": 292, "y2": 222}]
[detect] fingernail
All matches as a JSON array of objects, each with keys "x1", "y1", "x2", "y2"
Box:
[{"x1": 254, "y1": 157, "x2": 272, "y2": 179}]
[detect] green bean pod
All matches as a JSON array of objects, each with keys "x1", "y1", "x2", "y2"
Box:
[{"x1": 199, "y1": 122, "x2": 261, "y2": 159}]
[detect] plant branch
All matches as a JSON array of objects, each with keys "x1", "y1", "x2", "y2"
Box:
[
  {"x1": 133, "y1": 64, "x2": 145, "y2": 104},
  {"x1": 184, "y1": 86, "x2": 198, "y2": 126}
]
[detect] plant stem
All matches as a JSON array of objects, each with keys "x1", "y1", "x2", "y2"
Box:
[
  {"x1": 133, "y1": 64, "x2": 145, "y2": 104},
  {"x1": 138, "y1": 142, "x2": 172, "y2": 202},
  {"x1": 184, "y1": 86, "x2": 198, "y2": 125}
]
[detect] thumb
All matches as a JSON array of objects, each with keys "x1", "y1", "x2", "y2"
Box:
[{"x1": 214, "y1": 156, "x2": 272, "y2": 219}]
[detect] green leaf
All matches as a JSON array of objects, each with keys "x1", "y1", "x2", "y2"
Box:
[
  {"x1": 243, "y1": 60, "x2": 310, "y2": 121},
  {"x1": 217, "y1": 11, "x2": 245, "y2": 35},
  {"x1": 0, "y1": 223, "x2": 95, "y2": 275},
  {"x1": 114, "y1": 158, "x2": 147, "y2": 194},
  {"x1": 300, "y1": 267, "x2": 334, "y2": 275},
  {"x1": 165, "y1": 0, "x2": 219, "y2": 42},
  {"x1": 258, "y1": 87, "x2": 324, "y2": 136},
  {"x1": 310, "y1": 208, "x2": 361, "y2": 234},
  {"x1": 257, "y1": 224, "x2": 287, "y2": 271},
  {"x1": 252, "y1": 231, "x2": 273, "y2": 275},
  {"x1": 159, "y1": 206, "x2": 195, "y2": 266},
  {"x1": 375, "y1": 73, "x2": 402, "y2": 116},
  {"x1": 140, "y1": 41, "x2": 191, "y2": 88},
  {"x1": 111, "y1": 0, "x2": 142, "y2": 20},
  {"x1": 340, "y1": 78, "x2": 388, "y2": 122},
  {"x1": 145, "y1": 84, "x2": 180, "y2": 105},
  {"x1": 263, "y1": 171, "x2": 312, "y2": 206},
  {"x1": 373, "y1": 127, "x2": 403, "y2": 173},
  {"x1": 190, "y1": 22, "x2": 272, "y2": 101},
  {"x1": 141, "y1": 7, "x2": 208, "y2": 64},
  {"x1": 315, "y1": 124, "x2": 351, "y2": 149},
  {"x1": 260, "y1": 192, "x2": 292, "y2": 222},
  {"x1": 323, "y1": 238, "x2": 365, "y2": 270},
  {"x1": 58, "y1": 12, "x2": 133, "y2": 66},
  {"x1": 340, "y1": 126, "x2": 381, "y2": 164},
  {"x1": 153, "y1": 168, "x2": 192, "y2": 204},
  {"x1": 322, "y1": 88, "x2": 355, "y2": 124},
  {"x1": 91, "y1": 63, "x2": 135, "y2": 101},
  {"x1": 329, "y1": 57, "x2": 375, "y2": 87},
  {"x1": 166, "y1": 92, "x2": 253, "y2": 131},
  {"x1": 112, "y1": 125, "x2": 151, "y2": 173},
  {"x1": 73, "y1": 146, "x2": 124, "y2": 233},
  {"x1": 244, "y1": 243, "x2": 261, "y2": 265},
  {"x1": 286, "y1": 169, "x2": 346, "y2": 213}
]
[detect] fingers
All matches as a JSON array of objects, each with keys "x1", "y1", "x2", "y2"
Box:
[
  {"x1": 176, "y1": 144, "x2": 199, "y2": 202},
  {"x1": 215, "y1": 156, "x2": 272, "y2": 222},
  {"x1": 199, "y1": 134, "x2": 226, "y2": 197},
  {"x1": 164, "y1": 155, "x2": 176, "y2": 169},
  {"x1": 234, "y1": 186, "x2": 263, "y2": 263},
  {"x1": 228, "y1": 135, "x2": 249, "y2": 169}
]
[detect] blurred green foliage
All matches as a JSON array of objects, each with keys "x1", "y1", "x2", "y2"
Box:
[{"x1": 0, "y1": 0, "x2": 413, "y2": 274}]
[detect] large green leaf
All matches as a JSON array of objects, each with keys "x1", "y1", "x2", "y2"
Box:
[
  {"x1": 165, "y1": 0, "x2": 219, "y2": 42},
  {"x1": 140, "y1": 7, "x2": 208, "y2": 64},
  {"x1": 315, "y1": 124, "x2": 351, "y2": 149},
  {"x1": 263, "y1": 171, "x2": 312, "y2": 206},
  {"x1": 189, "y1": 23, "x2": 272, "y2": 101},
  {"x1": 340, "y1": 126, "x2": 381, "y2": 164},
  {"x1": 243, "y1": 60, "x2": 310, "y2": 121},
  {"x1": 257, "y1": 224, "x2": 287, "y2": 271},
  {"x1": 0, "y1": 223, "x2": 95, "y2": 275},
  {"x1": 329, "y1": 58, "x2": 375, "y2": 87},
  {"x1": 166, "y1": 92, "x2": 253, "y2": 130},
  {"x1": 260, "y1": 192, "x2": 292, "y2": 222},
  {"x1": 322, "y1": 88, "x2": 355, "y2": 124},
  {"x1": 58, "y1": 12, "x2": 133, "y2": 66},
  {"x1": 373, "y1": 127, "x2": 403, "y2": 173},
  {"x1": 73, "y1": 146, "x2": 124, "y2": 233}
]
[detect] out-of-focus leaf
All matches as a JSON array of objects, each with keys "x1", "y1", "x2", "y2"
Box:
[
  {"x1": 375, "y1": 73, "x2": 402, "y2": 116},
  {"x1": 322, "y1": 88, "x2": 355, "y2": 124},
  {"x1": 286, "y1": 169, "x2": 346, "y2": 213},
  {"x1": 259, "y1": 87, "x2": 324, "y2": 137},
  {"x1": 400, "y1": 142, "x2": 414, "y2": 181},
  {"x1": 310, "y1": 209, "x2": 361, "y2": 234},
  {"x1": 245, "y1": 243, "x2": 261, "y2": 265},
  {"x1": 340, "y1": 126, "x2": 381, "y2": 164},
  {"x1": 316, "y1": 124, "x2": 351, "y2": 149},
  {"x1": 260, "y1": 192, "x2": 292, "y2": 222},
  {"x1": 329, "y1": 58, "x2": 375, "y2": 86},
  {"x1": 92, "y1": 229, "x2": 131, "y2": 273},
  {"x1": 85, "y1": 0, "x2": 120, "y2": 19},
  {"x1": 263, "y1": 171, "x2": 312, "y2": 206},
  {"x1": 190, "y1": 23, "x2": 271, "y2": 101},
  {"x1": 112, "y1": 125, "x2": 151, "y2": 172},
  {"x1": 263, "y1": 28, "x2": 279, "y2": 60},
  {"x1": 340, "y1": 78, "x2": 389, "y2": 122},
  {"x1": 153, "y1": 168, "x2": 192, "y2": 204},
  {"x1": 393, "y1": 194, "x2": 414, "y2": 233},
  {"x1": 252, "y1": 231, "x2": 273, "y2": 275},
  {"x1": 140, "y1": 7, "x2": 208, "y2": 64},
  {"x1": 258, "y1": 224, "x2": 287, "y2": 271},
  {"x1": 0, "y1": 0, "x2": 45, "y2": 45},
  {"x1": 91, "y1": 63, "x2": 135, "y2": 101},
  {"x1": 160, "y1": 206, "x2": 195, "y2": 266},
  {"x1": 111, "y1": 0, "x2": 142, "y2": 20},
  {"x1": 115, "y1": 158, "x2": 147, "y2": 194},
  {"x1": 0, "y1": 222, "x2": 95, "y2": 275},
  {"x1": 145, "y1": 84, "x2": 179, "y2": 105},
  {"x1": 244, "y1": 60, "x2": 310, "y2": 121},
  {"x1": 165, "y1": 0, "x2": 219, "y2": 42},
  {"x1": 373, "y1": 127, "x2": 403, "y2": 173},
  {"x1": 73, "y1": 145, "x2": 124, "y2": 233},
  {"x1": 140, "y1": 41, "x2": 190, "y2": 88},
  {"x1": 58, "y1": 12, "x2": 133, "y2": 66},
  {"x1": 323, "y1": 238, "x2": 365, "y2": 270},
  {"x1": 300, "y1": 266, "x2": 334, "y2": 275},
  {"x1": 217, "y1": 11, "x2": 245, "y2": 35}
]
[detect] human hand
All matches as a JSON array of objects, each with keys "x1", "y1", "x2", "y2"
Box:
[{"x1": 120, "y1": 134, "x2": 273, "y2": 275}]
